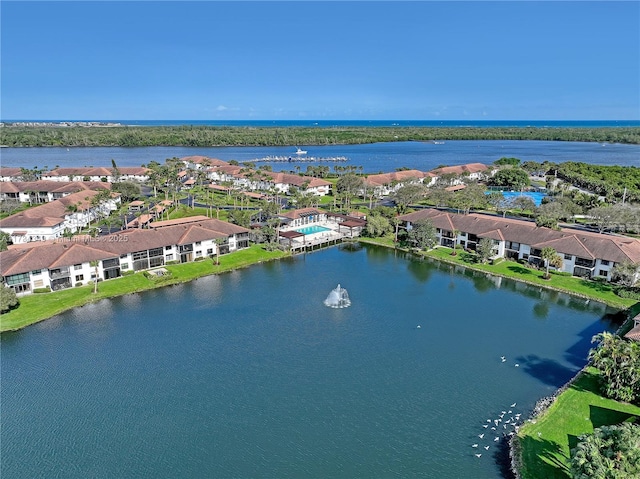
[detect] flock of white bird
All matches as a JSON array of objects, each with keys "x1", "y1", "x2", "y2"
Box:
[{"x1": 472, "y1": 357, "x2": 523, "y2": 458}]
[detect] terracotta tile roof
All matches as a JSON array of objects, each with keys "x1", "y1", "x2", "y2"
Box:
[
  {"x1": 398, "y1": 208, "x2": 640, "y2": 263},
  {"x1": 625, "y1": 324, "x2": 640, "y2": 342},
  {"x1": 0, "y1": 218, "x2": 250, "y2": 277},
  {"x1": 0, "y1": 190, "x2": 107, "y2": 228},
  {"x1": 430, "y1": 163, "x2": 489, "y2": 176},
  {"x1": 364, "y1": 170, "x2": 427, "y2": 187},
  {"x1": 181, "y1": 156, "x2": 229, "y2": 166},
  {"x1": 0, "y1": 181, "x2": 110, "y2": 195},
  {"x1": 281, "y1": 208, "x2": 327, "y2": 219},
  {"x1": 0, "y1": 167, "x2": 23, "y2": 178},
  {"x1": 263, "y1": 171, "x2": 331, "y2": 188},
  {"x1": 531, "y1": 235, "x2": 595, "y2": 259},
  {"x1": 44, "y1": 167, "x2": 149, "y2": 177},
  {"x1": 0, "y1": 183, "x2": 20, "y2": 193}
]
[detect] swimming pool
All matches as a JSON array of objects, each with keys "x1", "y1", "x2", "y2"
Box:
[
  {"x1": 486, "y1": 191, "x2": 547, "y2": 206},
  {"x1": 295, "y1": 225, "x2": 331, "y2": 235}
]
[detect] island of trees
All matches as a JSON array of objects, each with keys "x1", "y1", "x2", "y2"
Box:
[{"x1": 1, "y1": 125, "x2": 639, "y2": 147}]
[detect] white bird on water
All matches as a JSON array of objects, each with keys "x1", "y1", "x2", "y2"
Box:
[
  {"x1": 501, "y1": 356, "x2": 506, "y2": 362},
  {"x1": 416, "y1": 325, "x2": 421, "y2": 329},
  {"x1": 494, "y1": 437, "x2": 500, "y2": 442},
  {"x1": 475, "y1": 453, "x2": 482, "y2": 458},
  {"x1": 484, "y1": 445, "x2": 490, "y2": 450},
  {"x1": 515, "y1": 364, "x2": 520, "y2": 367},
  {"x1": 472, "y1": 444, "x2": 478, "y2": 448},
  {"x1": 482, "y1": 424, "x2": 488, "y2": 428},
  {"x1": 511, "y1": 403, "x2": 517, "y2": 408},
  {"x1": 478, "y1": 433, "x2": 484, "y2": 439}
]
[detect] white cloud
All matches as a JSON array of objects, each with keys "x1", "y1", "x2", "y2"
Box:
[{"x1": 216, "y1": 105, "x2": 228, "y2": 111}]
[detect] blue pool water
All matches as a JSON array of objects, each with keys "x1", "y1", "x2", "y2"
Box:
[
  {"x1": 486, "y1": 191, "x2": 547, "y2": 207},
  {"x1": 296, "y1": 225, "x2": 331, "y2": 235}
]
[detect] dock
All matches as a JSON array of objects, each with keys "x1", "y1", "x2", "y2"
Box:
[{"x1": 247, "y1": 155, "x2": 348, "y2": 163}]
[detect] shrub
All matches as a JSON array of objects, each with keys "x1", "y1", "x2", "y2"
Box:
[
  {"x1": 616, "y1": 287, "x2": 640, "y2": 300},
  {"x1": 33, "y1": 287, "x2": 51, "y2": 293},
  {"x1": 75, "y1": 282, "x2": 83, "y2": 287},
  {"x1": 121, "y1": 270, "x2": 135, "y2": 276}
]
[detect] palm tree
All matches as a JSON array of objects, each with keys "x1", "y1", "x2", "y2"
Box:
[
  {"x1": 540, "y1": 247, "x2": 563, "y2": 279},
  {"x1": 90, "y1": 260, "x2": 99, "y2": 294}
]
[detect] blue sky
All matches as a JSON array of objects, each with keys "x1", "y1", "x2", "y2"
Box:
[{"x1": 1, "y1": 1, "x2": 639, "y2": 120}]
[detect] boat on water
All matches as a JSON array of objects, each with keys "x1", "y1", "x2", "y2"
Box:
[{"x1": 295, "y1": 147, "x2": 307, "y2": 155}]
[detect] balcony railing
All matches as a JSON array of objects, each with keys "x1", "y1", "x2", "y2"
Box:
[
  {"x1": 575, "y1": 258, "x2": 595, "y2": 268},
  {"x1": 49, "y1": 268, "x2": 70, "y2": 280}
]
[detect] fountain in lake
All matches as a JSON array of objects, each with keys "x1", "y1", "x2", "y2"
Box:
[{"x1": 324, "y1": 284, "x2": 351, "y2": 308}]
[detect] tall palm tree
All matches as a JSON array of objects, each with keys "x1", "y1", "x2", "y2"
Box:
[
  {"x1": 541, "y1": 247, "x2": 563, "y2": 279},
  {"x1": 90, "y1": 260, "x2": 99, "y2": 294}
]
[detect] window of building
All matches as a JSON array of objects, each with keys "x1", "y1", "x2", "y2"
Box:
[
  {"x1": 599, "y1": 270, "x2": 608, "y2": 277},
  {"x1": 207, "y1": 248, "x2": 213, "y2": 255},
  {"x1": 75, "y1": 275, "x2": 84, "y2": 282},
  {"x1": 564, "y1": 254, "x2": 572, "y2": 260},
  {"x1": 165, "y1": 245, "x2": 172, "y2": 251},
  {"x1": 165, "y1": 254, "x2": 173, "y2": 261},
  {"x1": 195, "y1": 251, "x2": 202, "y2": 257},
  {"x1": 74, "y1": 264, "x2": 82, "y2": 270},
  {"x1": 120, "y1": 254, "x2": 128, "y2": 259},
  {"x1": 196, "y1": 241, "x2": 201, "y2": 246},
  {"x1": 600, "y1": 259, "x2": 610, "y2": 266},
  {"x1": 121, "y1": 263, "x2": 129, "y2": 270},
  {"x1": 31, "y1": 269, "x2": 42, "y2": 275}
]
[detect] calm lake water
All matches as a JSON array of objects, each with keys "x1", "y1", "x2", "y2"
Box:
[
  {"x1": 2, "y1": 140, "x2": 638, "y2": 173},
  {"x1": 1, "y1": 245, "x2": 621, "y2": 479}
]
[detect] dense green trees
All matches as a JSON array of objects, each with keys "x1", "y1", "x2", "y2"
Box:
[
  {"x1": 489, "y1": 168, "x2": 531, "y2": 190},
  {"x1": 0, "y1": 232, "x2": 11, "y2": 251},
  {"x1": 2, "y1": 126, "x2": 638, "y2": 148},
  {"x1": 393, "y1": 183, "x2": 427, "y2": 213},
  {"x1": 407, "y1": 219, "x2": 437, "y2": 251},
  {"x1": 364, "y1": 214, "x2": 391, "y2": 237},
  {"x1": 0, "y1": 285, "x2": 19, "y2": 313},
  {"x1": 570, "y1": 423, "x2": 640, "y2": 479},
  {"x1": 589, "y1": 332, "x2": 640, "y2": 405},
  {"x1": 555, "y1": 162, "x2": 640, "y2": 203},
  {"x1": 476, "y1": 238, "x2": 495, "y2": 263},
  {"x1": 112, "y1": 181, "x2": 141, "y2": 201}
]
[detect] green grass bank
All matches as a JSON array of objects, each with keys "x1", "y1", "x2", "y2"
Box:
[{"x1": 515, "y1": 367, "x2": 640, "y2": 479}]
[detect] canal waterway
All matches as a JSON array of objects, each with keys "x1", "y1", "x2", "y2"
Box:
[
  {"x1": 1, "y1": 245, "x2": 621, "y2": 478},
  {"x1": 2, "y1": 140, "x2": 638, "y2": 174}
]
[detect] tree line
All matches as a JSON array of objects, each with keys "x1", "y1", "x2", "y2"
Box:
[{"x1": 1, "y1": 125, "x2": 639, "y2": 147}]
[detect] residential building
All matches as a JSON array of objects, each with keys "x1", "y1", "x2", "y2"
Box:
[
  {"x1": 0, "y1": 216, "x2": 250, "y2": 294},
  {"x1": 42, "y1": 167, "x2": 150, "y2": 183},
  {"x1": 0, "y1": 189, "x2": 120, "y2": 243},
  {"x1": 0, "y1": 181, "x2": 110, "y2": 203},
  {"x1": 398, "y1": 208, "x2": 640, "y2": 282}
]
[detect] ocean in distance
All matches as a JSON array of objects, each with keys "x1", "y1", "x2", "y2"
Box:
[{"x1": 4, "y1": 119, "x2": 640, "y2": 128}]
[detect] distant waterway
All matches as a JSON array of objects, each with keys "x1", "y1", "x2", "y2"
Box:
[
  {"x1": 1, "y1": 140, "x2": 638, "y2": 173},
  {"x1": 1, "y1": 245, "x2": 621, "y2": 479}
]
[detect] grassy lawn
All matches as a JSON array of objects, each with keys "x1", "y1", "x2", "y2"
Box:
[
  {"x1": 423, "y1": 247, "x2": 636, "y2": 309},
  {"x1": 517, "y1": 367, "x2": 640, "y2": 479},
  {"x1": 0, "y1": 245, "x2": 289, "y2": 332}
]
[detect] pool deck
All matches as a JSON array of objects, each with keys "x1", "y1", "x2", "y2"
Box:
[{"x1": 279, "y1": 221, "x2": 359, "y2": 253}]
